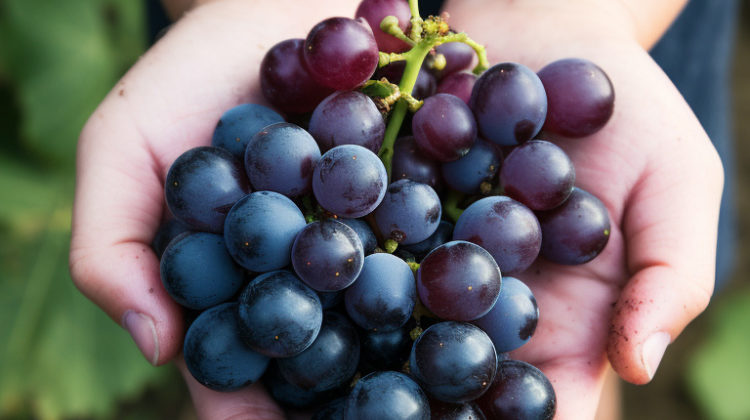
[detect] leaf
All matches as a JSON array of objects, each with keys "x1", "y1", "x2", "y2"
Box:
[{"x1": 686, "y1": 288, "x2": 750, "y2": 420}]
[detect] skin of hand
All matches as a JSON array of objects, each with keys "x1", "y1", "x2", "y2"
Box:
[{"x1": 69, "y1": 0, "x2": 722, "y2": 419}]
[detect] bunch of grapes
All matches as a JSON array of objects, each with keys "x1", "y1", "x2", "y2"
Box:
[{"x1": 154, "y1": 0, "x2": 615, "y2": 418}]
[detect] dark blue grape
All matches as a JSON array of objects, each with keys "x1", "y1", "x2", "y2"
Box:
[
  {"x1": 237, "y1": 270, "x2": 323, "y2": 357},
  {"x1": 313, "y1": 144, "x2": 388, "y2": 218},
  {"x1": 453, "y1": 196, "x2": 541, "y2": 275},
  {"x1": 165, "y1": 146, "x2": 249, "y2": 233},
  {"x1": 151, "y1": 218, "x2": 190, "y2": 258},
  {"x1": 317, "y1": 290, "x2": 344, "y2": 310},
  {"x1": 402, "y1": 220, "x2": 453, "y2": 260},
  {"x1": 309, "y1": 90, "x2": 385, "y2": 153},
  {"x1": 477, "y1": 360, "x2": 556, "y2": 420},
  {"x1": 223, "y1": 191, "x2": 306, "y2": 272},
  {"x1": 410, "y1": 322, "x2": 497, "y2": 403},
  {"x1": 160, "y1": 232, "x2": 244, "y2": 310},
  {"x1": 263, "y1": 361, "x2": 326, "y2": 409},
  {"x1": 344, "y1": 371, "x2": 430, "y2": 420},
  {"x1": 313, "y1": 397, "x2": 347, "y2": 420},
  {"x1": 436, "y1": 71, "x2": 476, "y2": 105},
  {"x1": 360, "y1": 326, "x2": 413, "y2": 371},
  {"x1": 470, "y1": 63, "x2": 547, "y2": 146},
  {"x1": 392, "y1": 136, "x2": 442, "y2": 191},
  {"x1": 472, "y1": 277, "x2": 538, "y2": 353},
  {"x1": 338, "y1": 218, "x2": 378, "y2": 253},
  {"x1": 183, "y1": 303, "x2": 269, "y2": 392},
  {"x1": 429, "y1": 399, "x2": 487, "y2": 420},
  {"x1": 277, "y1": 311, "x2": 360, "y2": 392},
  {"x1": 244, "y1": 122, "x2": 320, "y2": 198},
  {"x1": 536, "y1": 187, "x2": 610, "y2": 264},
  {"x1": 211, "y1": 103, "x2": 284, "y2": 159},
  {"x1": 374, "y1": 179, "x2": 441, "y2": 245},
  {"x1": 412, "y1": 93, "x2": 476, "y2": 162},
  {"x1": 417, "y1": 241, "x2": 501, "y2": 321},
  {"x1": 344, "y1": 253, "x2": 416, "y2": 331},
  {"x1": 441, "y1": 137, "x2": 502, "y2": 194}
]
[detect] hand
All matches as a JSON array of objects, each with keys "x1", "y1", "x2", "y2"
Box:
[
  {"x1": 69, "y1": 1, "x2": 358, "y2": 419},
  {"x1": 445, "y1": 0, "x2": 722, "y2": 418}
]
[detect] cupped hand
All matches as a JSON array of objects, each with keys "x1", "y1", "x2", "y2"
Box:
[{"x1": 445, "y1": 0, "x2": 723, "y2": 418}]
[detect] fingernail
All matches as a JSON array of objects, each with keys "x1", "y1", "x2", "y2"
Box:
[
  {"x1": 641, "y1": 331, "x2": 670, "y2": 380},
  {"x1": 122, "y1": 310, "x2": 160, "y2": 366}
]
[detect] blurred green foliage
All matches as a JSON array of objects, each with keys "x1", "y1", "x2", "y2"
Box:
[{"x1": 0, "y1": 0, "x2": 177, "y2": 419}]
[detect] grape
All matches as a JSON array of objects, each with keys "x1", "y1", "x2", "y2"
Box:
[
  {"x1": 470, "y1": 62, "x2": 547, "y2": 146},
  {"x1": 313, "y1": 397, "x2": 347, "y2": 420},
  {"x1": 373, "y1": 179, "x2": 442, "y2": 245},
  {"x1": 237, "y1": 270, "x2": 323, "y2": 358},
  {"x1": 436, "y1": 71, "x2": 476, "y2": 105},
  {"x1": 429, "y1": 400, "x2": 487, "y2": 420},
  {"x1": 317, "y1": 290, "x2": 344, "y2": 310},
  {"x1": 263, "y1": 361, "x2": 328, "y2": 409},
  {"x1": 223, "y1": 191, "x2": 306, "y2": 272},
  {"x1": 309, "y1": 90, "x2": 385, "y2": 153},
  {"x1": 183, "y1": 303, "x2": 269, "y2": 392},
  {"x1": 410, "y1": 322, "x2": 497, "y2": 403},
  {"x1": 160, "y1": 232, "x2": 244, "y2": 310},
  {"x1": 476, "y1": 360, "x2": 556, "y2": 420},
  {"x1": 338, "y1": 217, "x2": 378, "y2": 253},
  {"x1": 453, "y1": 196, "x2": 541, "y2": 275},
  {"x1": 538, "y1": 57, "x2": 614, "y2": 137},
  {"x1": 499, "y1": 139, "x2": 575, "y2": 211},
  {"x1": 277, "y1": 311, "x2": 360, "y2": 392},
  {"x1": 260, "y1": 39, "x2": 333, "y2": 114},
  {"x1": 472, "y1": 276, "x2": 539, "y2": 353},
  {"x1": 151, "y1": 218, "x2": 190, "y2": 258},
  {"x1": 165, "y1": 146, "x2": 249, "y2": 233},
  {"x1": 430, "y1": 42, "x2": 475, "y2": 79},
  {"x1": 360, "y1": 326, "x2": 413, "y2": 371},
  {"x1": 412, "y1": 93, "x2": 477, "y2": 162},
  {"x1": 291, "y1": 219, "x2": 365, "y2": 292},
  {"x1": 355, "y1": 0, "x2": 412, "y2": 53},
  {"x1": 402, "y1": 219, "x2": 453, "y2": 260},
  {"x1": 374, "y1": 61, "x2": 437, "y2": 100},
  {"x1": 441, "y1": 137, "x2": 503, "y2": 195},
  {"x1": 244, "y1": 122, "x2": 321, "y2": 198},
  {"x1": 417, "y1": 241, "x2": 502, "y2": 321},
  {"x1": 304, "y1": 17, "x2": 380, "y2": 90},
  {"x1": 312, "y1": 144, "x2": 388, "y2": 218},
  {"x1": 536, "y1": 187, "x2": 611, "y2": 264},
  {"x1": 392, "y1": 136, "x2": 442, "y2": 191},
  {"x1": 344, "y1": 253, "x2": 416, "y2": 332},
  {"x1": 344, "y1": 371, "x2": 430, "y2": 420},
  {"x1": 211, "y1": 103, "x2": 284, "y2": 160}
]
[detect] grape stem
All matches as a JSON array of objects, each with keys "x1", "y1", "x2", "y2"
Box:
[{"x1": 443, "y1": 189, "x2": 465, "y2": 222}]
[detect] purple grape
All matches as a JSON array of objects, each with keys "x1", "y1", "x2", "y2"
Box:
[
  {"x1": 470, "y1": 62, "x2": 547, "y2": 146},
  {"x1": 477, "y1": 360, "x2": 556, "y2": 420},
  {"x1": 344, "y1": 253, "x2": 416, "y2": 332},
  {"x1": 436, "y1": 71, "x2": 476, "y2": 105},
  {"x1": 338, "y1": 218, "x2": 378, "y2": 253},
  {"x1": 453, "y1": 196, "x2": 541, "y2": 275},
  {"x1": 211, "y1": 103, "x2": 284, "y2": 160},
  {"x1": 165, "y1": 146, "x2": 249, "y2": 233},
  {"x1": 472, "y1": 276, "x2": 539, "y2": 353},
  {"x1": 374, "y1": 62, "x2": 437, "y2": 100},
  {"x1": 536, "y1": 187, "x2": 611, "y2": 264},
  {"x1": 429, "y1": 400, "x2": 487, "y2": 420},
  {"x1": 309, "y1": 90, "x2": 385, "y2": 153},
  {"x1": 431, "y1": 42, "x2": 475, "y2": 79},
  {"x1": 260, "y1": 38, "x2": 333, "y2": 114},
  {"x1": 392, "y1": 136, "x2": 442, "y2": 191},
  {"x1": 402, "y1": 220, "x2": 453, "y2": 260},
  {"x1": 244, "y1": 123, "x2": 321, "y2": 198},
  {"x1": 417, "y1": 241, "x2": 501, "y2": 321},
  {"x1": 345, "y1": 371, "x2": 430, "y2": 420},
  {"x1": 538, "y1": 57, "x2": 614, "y2": 137},
  {"x1": 313, "y1": 144, "x2": 388, "y2": 218},
  {"x1": 499, "y1": 139, "x2": 575, "y2": 210},
  {"x1": 355, "y1": 0, "x2": 412, "y2": 53},
  {"x1": 373, "y1": 179, "x2": 441, "y2": 245},
  {"x1": 304, "y1": 17, "x2": 379, "y2": 90},
  {"x1": 441, "y1": 137, "x2": 503, "y2": 194},
  {"x1": 410, "y1": 322, "x2": 497, "y2": 403},
  {"x1": 291, "y1": 219, "x2": 364, "y2": 292},
  {"x1": 413, "y1": 93, "x2": 476, "y2": 162}
]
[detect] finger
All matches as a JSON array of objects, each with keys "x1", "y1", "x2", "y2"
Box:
[
  {"x1": 608, "y1": 122, "x2": 723, "y2": 384},
  {"x1": 176, "y1": 357, "x2": 285, "y2": 420}
]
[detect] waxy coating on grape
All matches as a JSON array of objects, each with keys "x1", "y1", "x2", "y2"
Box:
[
  {"x1": 538, "y1": 57, "x2": 615, "y2": 137},
  {"x1": 183, "y1": 303, "x2": 270, "y2": 392},
  {"x1": 412, "y1": 93, "x2": 477, "y2": 162},
  {"x1": 417, "y1": 240, "x2": 502, "y2": 321},
  {"x1": 165, "y1": 146, "x2": 249, "y2": 233},
  {"x1": 441, "y1": 137, "x2": 503, "y2": 195},
  {"x1": 344, "y1": 371, "x2": 431, "y2": 420},
  {"x1": 410, "y1": 322, "x2": 497, "y2": 403},
  {"x1": 223, "y1": 191, "x2": 306, "y2": 272},
  {"x1": 291, "y1": 219, "x2": 365, "y2": 292},
  {"x1": 355, "y1": 0, "x2": 412, "y2": 53},
  {"x1": 244, "y1": 122, "x2": 321, "y2": 198},
  {"x1": 309, "y1": 90, "x2": 385, "y2": 153},
  {"x1": 160, "y1": 232, "x2": 244, "y2": 310},
  {"x1": 374, "y1": 179, "x2": 442, "y2": 245},
  {"x1": 470, "y1": 62, "x2": 547, "y2": 146},
  {"x1": 304, "y1": 17, "x2": 380, "y2": 90},
  {"x1": 211, "y1": 103, "x2": 284, "y2": 159},
  {"x1": 472, "y1": 276, "x2": 539, "y2": 353},
  {"x1": 237, "y1": 270, "x2": 323, "y2": 358},
  {"x1": 537, "y1": 187, "x2": 611, "y2": 265},
  {"x1": 453, "y1": 196, "x2": 542, "y2": 275},
  {"x1": 477, "y1": 360, "x2": 556, "y2": 420}
]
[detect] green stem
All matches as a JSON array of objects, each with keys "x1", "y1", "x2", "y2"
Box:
[
  {"x1": 443, "y1": 189, "x2": 465, "y2": 222},
  {"x1": 408, "y1": 0, "x2": 422, "y2": 41},
  {"x1": 435, "y1": 33, "x2": 490, "y2": 74}
]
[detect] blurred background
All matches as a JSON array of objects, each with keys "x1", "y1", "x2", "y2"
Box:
[{"x1": 0, "y1": 1, "x2": 748, "y2": 419}]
